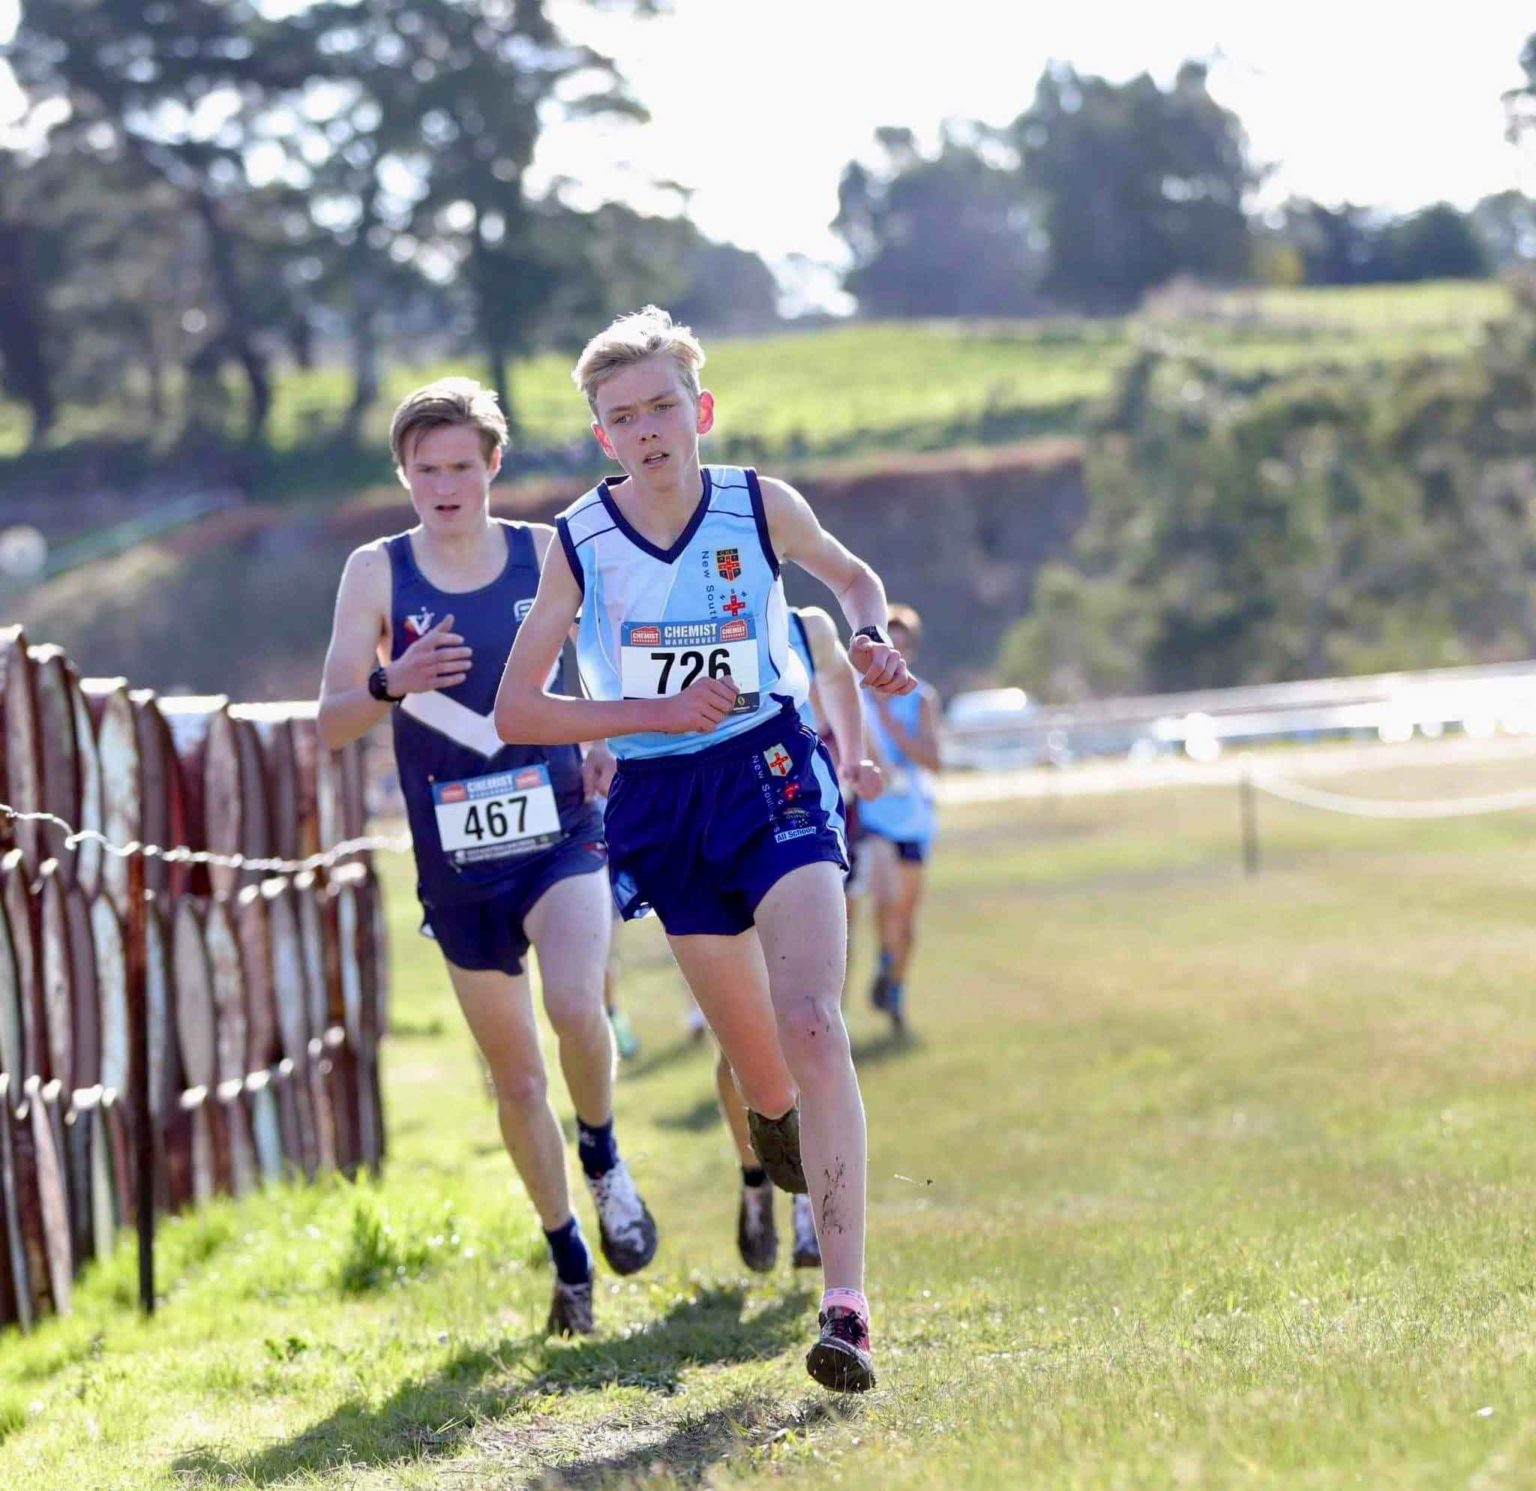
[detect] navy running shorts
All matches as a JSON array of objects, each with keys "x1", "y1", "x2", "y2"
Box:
[
  {"x1": 420, "y1": 832, "x2": 608, "y2": 976},
  {"x1": 864, "y1": 828, "x2": 930, "y2": 865},
  {"x1": 605, "y1": 704, "x2": 848, "y2": 937}
]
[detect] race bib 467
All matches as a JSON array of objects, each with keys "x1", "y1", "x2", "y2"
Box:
[{"x1": 432, "y1": 764, "x2": 561, "y2": 866}]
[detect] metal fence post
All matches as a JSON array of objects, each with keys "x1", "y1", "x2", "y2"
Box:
[
  {"x1": 1240, "y1": 766, "x2": 1260, "y2": 878},
  {"x1": 126, "y1": 853, "x2": 153, "y2": 1316}
]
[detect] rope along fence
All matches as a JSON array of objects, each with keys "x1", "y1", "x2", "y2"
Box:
[
  {"x1": 0, "y1": 624, "x2": 391, "y2": 1333},
  {"x1": 1246, "y1": 771, "x2": 1536, "y2": 820}
]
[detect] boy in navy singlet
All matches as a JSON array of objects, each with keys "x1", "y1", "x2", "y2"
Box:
[
  {"x1": 494, "y1": 308, "x2": 913, "y2": 1393},
  {"x1": 317, "y1": 378, "x2": 657, "y2": 1337}
]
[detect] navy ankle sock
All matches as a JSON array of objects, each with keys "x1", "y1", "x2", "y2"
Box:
[
  {"x1": 576, "y1": 1115, "x2": 619, "y2": 1178},
  {"x1": 544, "y1": 1216, "x2": 593, "y2": 1285},
  {"x1": 741, "y1": 1166, "x2": 768, "y2": 1188}
]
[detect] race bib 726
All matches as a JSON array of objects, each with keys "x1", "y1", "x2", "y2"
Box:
[{"x1": 620, "y1": 618, "x2": 760, "y2": 713}]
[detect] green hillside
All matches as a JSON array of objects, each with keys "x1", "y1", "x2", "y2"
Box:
[{"x1": 0, "y1": 281, "x2": 1511, "y2": 477}]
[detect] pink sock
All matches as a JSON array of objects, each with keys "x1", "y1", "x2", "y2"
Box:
[{"x1": 821, "y1": 1287, "x2": 869, "y2": 1325}]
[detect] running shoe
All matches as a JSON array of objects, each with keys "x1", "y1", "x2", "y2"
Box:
[
  {"x1": 886, "y1": 983, "x2": 907, "y2": 1036},
  {"x1": 608, "y1": 1007, "x2": 640, "y2": 1061},
  {"x1": 737, "y1": 1182, "x2": 778, "y2": 1272},
  {"x1": 747, "y1": 1104, "x2": 808, "y2": 1194},
  {"x1": 547, "y1": 1276, "x2": 595, "y2": 1337},
  {"x1": 870, "y1": 970, "x2": 891, "y2": 1012},
  {"x1": 791, "y1": 1193, "x2": 821, "y2": 1269},
  {"x1": 586, "y1": 1159, "x2": 659, "y2": 1275},
  {"x1": 806, "y1": 1306, "x2": 876, "y2": 1392}
]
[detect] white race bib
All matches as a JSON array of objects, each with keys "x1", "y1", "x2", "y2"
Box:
[
  {"x1": 432, "y1": 764, "x2": 562, "y2": 866},
  {"x1": 620, "y1": 618, "x2": 760, "y2": 713}
]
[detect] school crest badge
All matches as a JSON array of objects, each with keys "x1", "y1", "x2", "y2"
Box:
[
  {"x1": 763, "y1": 744, "x2": 792, "y2": 777},
  {"x1": 716, "y1": 548, "x2": 742, "y2": 581}
]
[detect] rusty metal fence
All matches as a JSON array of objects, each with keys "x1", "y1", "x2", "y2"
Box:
[{"x1": 0, "y1": 624, "x2": 391, "y2": 1331}]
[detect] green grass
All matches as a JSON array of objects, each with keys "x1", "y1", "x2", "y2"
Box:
[
  {"x1": 1, "y1": 281, "x2": 1512, "y2": 474},
  {"x1": 8, "y1": 745, "x2": 1536, "y2": 1486}
]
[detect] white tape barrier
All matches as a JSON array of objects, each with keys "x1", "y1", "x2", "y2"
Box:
[
  {"x1": 1245, "y1": 772, "x2": 1536, "y2": 820},
  {"x1": 0, "y1": 802, "x2": 410, "y2": 879},
  {"x1": 936, "y1": 735, "x2": 1536, "y2": 808}
]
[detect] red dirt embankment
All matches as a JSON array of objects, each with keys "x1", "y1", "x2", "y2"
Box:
[{"x1": 13, "y1": 441, "x2": 1085, "y2": 699}]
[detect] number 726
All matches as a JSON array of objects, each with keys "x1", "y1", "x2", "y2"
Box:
[{"x1": 652, "y1": 647, "x2": 732, "y2": 693}]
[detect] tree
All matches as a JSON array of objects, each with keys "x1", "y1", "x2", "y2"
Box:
[
  {"x1": 1470, "y1": 190, "x2": 1536, "y2": 270},
  {"x1": 7, "y1": 0, "x2": 326, "y2": 439},
  {"x1": 1269, "y1": 198, "x2": 1384, "y2": 285},
  {"x1": 0, "y1": 157, "x2": 57, "y2": 443},
  {"x1": 1376, "y1": 203, "x2": 1487, "y2": 282},
  {"x1": 1010, "y1": 62, "x2": 1256, "y2": 312},
  {"x1": 832, "y1": 126, "x2": 1040, "y2": 317},
  {"x1": 374, "y1": 0, "x2": 659, "y2": 426}
]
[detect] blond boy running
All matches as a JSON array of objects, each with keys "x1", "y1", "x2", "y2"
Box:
[{"x1": 495, "y1": 308, "x2": 913, "y2": 1392}]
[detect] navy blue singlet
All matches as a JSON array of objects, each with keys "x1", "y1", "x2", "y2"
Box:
[{"x1": 386, "y1": 521, "x2": 598, "y2": 908}]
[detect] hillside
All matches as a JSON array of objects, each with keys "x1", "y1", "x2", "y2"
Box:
[
  {"x1": 12, "y1": 442, "x2": 1085, "y2": 699},
  {"x1": 1, "y1": 282, "x2": 1513, "y2": 697}
]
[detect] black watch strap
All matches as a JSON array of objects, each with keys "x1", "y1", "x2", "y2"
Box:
[
  {"x1": 853, "y1": 624, "x2": 891, "y2": 649},
  {"x1": 368, "y1": 665, "x2": 404, "y2": 704}
]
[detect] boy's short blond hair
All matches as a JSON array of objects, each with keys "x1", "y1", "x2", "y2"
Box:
[
  {"x1": 572, "y1": 305, "x2": 705, "y2": 414},
  {"x1": 389, "y1": 377, "x2": 508, "y2": 472}
]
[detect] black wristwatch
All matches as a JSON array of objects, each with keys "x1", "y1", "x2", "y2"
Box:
[
  {"x1": 368, "y1": 665, "x2": 404, "y2": 704},
  {"x1": 853, "y1": 624, "x2": 891, "y2": 649}
]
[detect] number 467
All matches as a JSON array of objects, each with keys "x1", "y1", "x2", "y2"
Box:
[{"x1": 464, "y1": 795, "x2": 527, "y2": 840}]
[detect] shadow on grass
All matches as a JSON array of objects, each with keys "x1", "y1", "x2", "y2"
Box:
[
  {"x1": 851, "y1": 1027, "x2": 922, "y2": 1067},
  {"x1": 173, "y1": 1284, "x2": 816, "y2": 1487},
  {"x1": 620, "y1": 1035, "x2": 711, "y2": 1084},
  {"x1": 655, "y1": 1094, "x2": 724, "y2": 1134},
  {"x1": 523, "y1": 1393, "x2": 861, "y2": 1490}
]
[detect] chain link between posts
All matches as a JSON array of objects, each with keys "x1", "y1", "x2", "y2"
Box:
[
  {"x1": 0, "y1": 800, "x2": 407, "y2": 1127},
  {"x1": 0, "y1": 802, "x2": 411, "y2": 876}
]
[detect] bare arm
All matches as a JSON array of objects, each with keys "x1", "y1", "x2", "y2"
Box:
[
  {"x1": 494, "y1": 537, "x2": 738, "y2": 745},
  {"x1": 762, "y1": 477, "x2": 915, "y2": 695},
  {"x1": 316, "y1": 547, "x2": 395, "y2": 751},
  {"x1": 803, "y1": 608, "x2": 884, "y2": 800},
  {"x1": 798, "y1": 606, "x2": 872, "y2": 774},
  {"x1": 876, "y1": 685, "x2": 943, "y2": 772},
  {"x1": 317, "y1": 545, "x2": 475, "y2": 750}
]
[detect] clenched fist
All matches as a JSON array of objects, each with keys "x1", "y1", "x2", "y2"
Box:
[
  {"x1": 849, "y1": 633, "x2": 917, "y2": 696},
  {"x1": 659, "y1": 675, "x2": 739, "y2": 734}
]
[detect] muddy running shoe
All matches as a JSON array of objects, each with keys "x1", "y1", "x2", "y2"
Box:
[
  {"x1": 806, "y1": 1306, "x2": 876, "y2": 1393},
  {"x1": 737, "y1": 1182, "x2": 778, "y2": 1272},
  {"x1": 747, "y1": 1104, "x2": 808, "y2": 1194},
  {"x1": 586, "y1": 1159, "x2": 659, "y2": 1275},
  {"x1": 791, "y1": 1193, "x2": 821, "y2": 1269},
  {"x1": 547, "y1": 1276, "x2": 595, "y2": 1337}
]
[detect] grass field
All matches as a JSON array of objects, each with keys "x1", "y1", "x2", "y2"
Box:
[
  {"x1": 0, "y1": 280, "x2": 1511, "y2": 472},
  {"x1": 8, "y1": 743, "x2": 1536, "y2": 1487}
]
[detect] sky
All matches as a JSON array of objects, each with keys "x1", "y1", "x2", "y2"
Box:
[{"x1": 4, "y1": 1, "x2": 1535, "y2": 310}]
